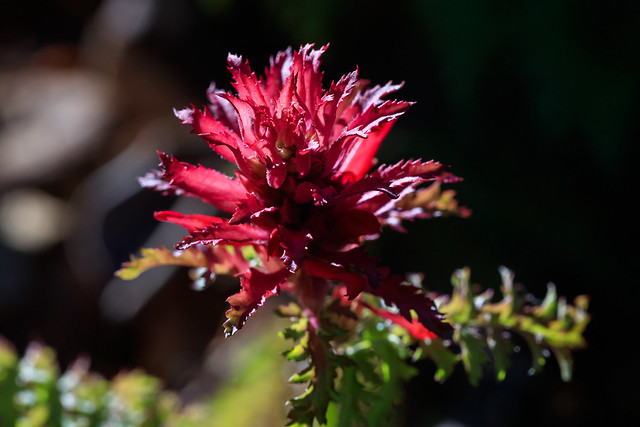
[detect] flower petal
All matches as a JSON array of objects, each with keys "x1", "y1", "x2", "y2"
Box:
[
  {"x1": 206, "y1": 83, "x2": 240, "y2": 134},
  {"x1": 227, "y1": 53, "x2": 269, "y2": 107},
  {"x1": 336, "y1": 120, "x2": 395, "y2": 184},
  {"x1": 263, "y1": 47, "x2": 293, "y2": 103},
  {"x1": 292, "y1": 44, "x2": 327, "y2": 115}
]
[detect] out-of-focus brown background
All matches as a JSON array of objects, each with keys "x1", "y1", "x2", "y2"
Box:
[{"x1": 1, "y1": 0, "x2": 637, "y2": 425}]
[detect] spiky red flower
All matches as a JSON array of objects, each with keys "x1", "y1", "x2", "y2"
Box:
[{"x1": 137, "y1": 44, "x2": 468, "y2": 337}]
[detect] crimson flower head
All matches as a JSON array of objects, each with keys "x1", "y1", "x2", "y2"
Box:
[{"x1": 132, "y1": 44, "x2": 469, "y2": 338}]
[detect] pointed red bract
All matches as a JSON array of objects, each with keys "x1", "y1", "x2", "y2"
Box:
[
  {"x1": 303, "y1": 259, "x2": 369, "y2": 300},
  {"x1": 154, "y1": 211, "x2": 223, "y2": 233},
  {"x1": 134, "y1": 45, "x2": 467, "y2": 336},
  {"x1": 177, "y1": 223, "x2": 269, "y2": 249},
  {"x1": 224, "y1": 268, "x2": 291, "y2": 336},
  {"x1": 361, "y1": 301, "x2": 439, "y2": 340},
  {"x1": 374, "y1": 275, "x2": 453, "y2": 337},
  {"x1": 141, "y1": 152, "x2": 245, "y2": 212}
]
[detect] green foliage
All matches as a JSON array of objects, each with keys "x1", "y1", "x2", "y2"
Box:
[
  {"x1": 277, "y1": 267, "x2": 589, "y2": 425},
  {"x1": 0, "y1": 338, "x2": 210, "y2": 426},
  {"x1": 1, "y1": 266, "x2": 589, "y2": 426},
  {"x1": 435, "y1": 267, "x2": 590, "y2": 383},
  {"x1": 278, "y1": 301, "x2": 420, "y2": 427}
]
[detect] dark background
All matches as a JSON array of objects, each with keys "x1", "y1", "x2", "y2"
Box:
[{"x1": 1, "y1": 0, "x2": 637, "y2": 425}]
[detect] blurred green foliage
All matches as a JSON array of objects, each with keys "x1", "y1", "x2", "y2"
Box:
[
  {"x1": 0, "y1": 337, "x2": 190, "y2": 426},
  {"x1": 0, "y1": 323, "x2": 293, "y2": 427}
]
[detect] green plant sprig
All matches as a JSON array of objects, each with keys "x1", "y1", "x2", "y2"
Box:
[{"x1": 277, "y1": 266, "x2": 589, "y2": 425}]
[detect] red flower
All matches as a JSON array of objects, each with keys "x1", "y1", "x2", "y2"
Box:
[{"x1": 137, "y1": 44, "x2": 468, "y2": 337}]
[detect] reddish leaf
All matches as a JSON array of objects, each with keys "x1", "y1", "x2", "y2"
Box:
[
  {"x1": 327, "y1": 209, "x2": 380, "y2": 248},
  {"x1": 229, "y1": 193, "x2": 263, "y2": 224},
  {"x1": 292, "y1": 44, "x2": 327, "y2": 115},
  {"x1": 274, "y1": 226, "x2": 313, "y2": 272},
  {"x1": 303, "y1": 259, "x2": 369, "y2": 299},
  {"x1": 316, "y1": 70, "x2": 359, "y2": 148},
  {"x1": 224, "y1": 268, "x2": 291, "y2": 336},
  {"x1": 361, "y1": 301, "x2": 438, "y2": 340},
  {"x1": 217, "y1": 93, "x2": 261, "y2": 150},
  {"x1": 326, "y1": 100, "x2": 413, "y2": 177},
  {"x1": 374, "y1": 275, "x2": 453, "y2": 337},
  {"x1": 321, "y1": 247, "x2": 382, "y2": 290},
  {"x1": 336, "y1": 120, "x2": 395, "y2": 183}
]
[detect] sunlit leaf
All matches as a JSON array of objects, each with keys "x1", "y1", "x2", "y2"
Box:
[
  {"x1": 458, "y1": 328, "x2": 490, "y2": 386},
  {"x1": 115, "y1": 246, "x2": 207, "y2": 280},
  {"x1": 417, "y1": 338, "x2": 458, "y2": 383}
]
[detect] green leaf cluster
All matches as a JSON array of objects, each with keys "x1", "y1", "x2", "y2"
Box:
[
  {"x1": 0, "y1": 338, "x2": 210, "y2": 426},
  {"x1": 277, "y1": 267, "x2": 589, "y2": 425},
  {"x1": 429, "y1": 267, "x2": 590, "y2": 384},
  {"x1": 277, "y1": 301, "x2": 418, "y2": 427}
]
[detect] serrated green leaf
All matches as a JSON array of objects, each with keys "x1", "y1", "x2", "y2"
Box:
[
  {"x1": 358, "y1": 326, "x2": 418, "y2": 427},
  {"x1": 318, "y1": 324, "x2": 350, "y2": 340},
  {"x1": 552, "y1": 348, "x2": 574, "y2": 382},
  {"x1": 280, "y1": 327, "x2": 307, "y2": 341},
  {"x1": 533, "y1": 282, "x2": 558, "y2": 319},
  {"x1": 334, "y1": 366, "x2": 368, "y2": 427},
  {"x1": 458, "y1": 328, "x2": 490, "y2": 386},
  {"x1": 436, "y1": 267, "x2": 589, "y2": 386},
  {"x1": 489, "y1": 330, "x2": 513, "y2": 382},
  {"x1": 521, "y1": 333, "x2": 547, "y2": 376},
  {"x1": 283, "y1": 344, "x2": 309, "y2": 361},
  {"x1": 116, "y1": 246, "x2": 207, "y2": 280},
  {"x1": 289, "y1": 366, "x2": 315, "y2": 384},
  {"x1": 418, "y1": 338, "x2": 459, "y2": 383},
  {"x1": 445, "y1": 267, "x2": 474, "y2": 323},
  {"x1": 275, "y1": 302, "x2": 302, "y2": 319}
]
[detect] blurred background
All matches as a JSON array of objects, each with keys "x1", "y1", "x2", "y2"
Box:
[{"x1": 0, "y1": 0, "x2": 637, "y2": 425}]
